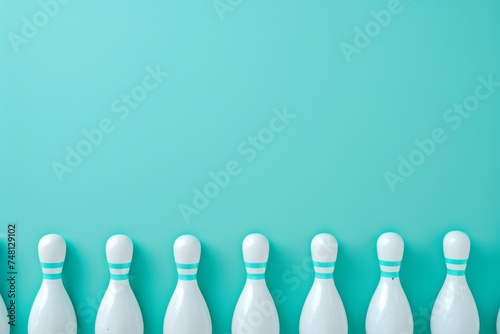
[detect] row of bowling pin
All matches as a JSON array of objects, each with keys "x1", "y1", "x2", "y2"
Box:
[
  {"x1": 303, "y1": 231, "x2": 492, "y2": 334},
  {"x1": 1, "y1": 231, "x2": 499, "y2": 333}
]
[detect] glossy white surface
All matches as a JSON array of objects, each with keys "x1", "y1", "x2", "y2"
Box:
[
  {"x1": 299, "y1": 233, "x2": 347, "y2": 334},
  {"x1": 430, "y1": 231, "x2": 479, "y2": 334},
  {"x1": 164, "y1": 235, "x2": 212, "y2": 333},
  {"x1": 496, "y1": 308, "x2": 499, "y2": 334},
  {"x1": 366, "y1": 232, "x2": 413, "y2": 334},
  {"x1": 242, "y1": 233, "x2": 269, "y2": 264},
  {"x1": 0, "y1": 293, "x2": 8, "y2": 334},
  {"x1": 28, "y1": 234, "x2": 77, "y2": 334},
  {"x1": 232, "y1": 233, "x2": 279, "y2": 334},
  {"x1": 95, "y1": 234, "x2": 144, "y2": 334}
]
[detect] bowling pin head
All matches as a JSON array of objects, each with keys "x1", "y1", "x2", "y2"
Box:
[
  {"x1": 311, "y1": 233, "x2": 338, "y2": 280},
  {"x1": 38, "y1": 234, "x2": 66, "y2": 280},
  {"x1": 173, "y1": 235, "x2": 201, "y2": 281},
  {"x1": 443, "y1": 231, "x2": 470, "y2": 277},
  {"x1": 377, "y1": 232, "x2": 404, "y2": 279},
  {"x1": 106, "y1": 234, "x2": 133, "y2": 281},
  {"x1": 242, "y1": 233, "x2": 269, "y2": 281}
]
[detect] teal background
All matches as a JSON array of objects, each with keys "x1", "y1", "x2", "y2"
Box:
[{"x1": 1, "y1": 0, "x2": 499, "y2": 333}]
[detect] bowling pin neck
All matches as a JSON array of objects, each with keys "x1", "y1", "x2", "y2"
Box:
[
  {"x1": 108, "y1": 262, "x2": 131, "y2": 281},
  {"x1": 245, "y1": 261, "x2": 267, "y2": 280},
  {"x1": 313, "y1": 261, "x2": 335, "y2": 280},
  {"x1": 176, "y1": 262, "x2": 199, "y2": 281},
  {"x1": 41, "y1": 279, "x2": 64, "y2": 288},
  {"x1": 108, "y1": 278, "x2": 131, "y2": 291},
  {"x1": 444, "y1": 274, "x2": 467, "y2": 284},
  {"x1": 41, "y1": 261, "x2": 64, "y2": 280},
  {"x1": 378, "y1": 260, "x2": 401, "y2": 279},
  {"x1": 445, "y1": 258, "x2": 468, "y2": 276}
]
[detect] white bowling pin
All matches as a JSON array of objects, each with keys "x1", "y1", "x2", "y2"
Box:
[
  {"x1": 497, "y1": 309, "x2": 500, "y2": 334},
  {"x1": 28, "y1": 234, "x2": 77, "y2": 334},
  {"x1": 430, "y1": 231, "x2": 479, "y2": 334},
  {"x1": 232, "y1": 233, "x2": 279, "y2": 334},
  {"x1": 366, "y1": 232, "x2": 413, "y2": 334},
  {"x1": 163, "y1": 235, "x2": 212, "y2": 333},
  {"x1": 496, "y1": 308, "x2": 499, "y2": 334},
  {"x1": 0, "y1": 292, "x2": 9, "y2": 334},
  {"x1": 299, "y1": 233, "x2": 348, "y2": 334},
  {"x1": 95, "y1": 234, "x2": 144, "y2": 334}
]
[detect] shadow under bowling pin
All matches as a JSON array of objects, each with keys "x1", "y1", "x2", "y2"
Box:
[
  {"x1": 163, "y1": 234, "x2": 212, "y2": 333},
  {"x1": 95, "y1": 234, "x2": 144, "y2": 334},
  {"x1": 232, "y1": 233, "x2": 280, "y2": 334},
  {"x1": 28, "y1": 234, "x2": 77, "y2": 334},
  {"x1": 299, "y1": 233, "x2": 348, "y2": 334},
  {"x1": 365, "y1": 232, "x2": 413, "y2": 334},
  {"x1": 430, "y1": 231, "x2": 479, "y2": 334}
]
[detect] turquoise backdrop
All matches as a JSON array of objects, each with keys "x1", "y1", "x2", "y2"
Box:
[{"x1": 1, "y1": 0, "x2": 499, "y2": 333}]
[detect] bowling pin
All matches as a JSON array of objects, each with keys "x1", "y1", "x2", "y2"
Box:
[
  {"x1": 365, "y1": 232, "x2": 413, "y2": 334},
  {"x1": 232, "y1": 233, "x2": 279, "y2": 334},
  {"x1": 28, "y1": 234, "x2": 77, "y2": 334},
  {"x1": 430, "y1": 231, "x2": 479, "y2": 334},
  {"x1": 299, "y1": 233, "x2": 348, "y2": 334},
  {"x1": 95, "y1": 234, "x2": 144, "y2": 334},
  {"x1": 497, "y1": 308, "x2": 499, "y2": 334},
  {"x1": 163, "y1": 235, "x2": 212, "y2": 333},
  {"x1": 0, "y1": 292, "x2": 8, "y2": 334}
]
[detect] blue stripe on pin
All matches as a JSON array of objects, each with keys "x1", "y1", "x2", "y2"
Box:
[
  {"x1": 41, "y1": 262, "x2": 64, "y2": 268},
  {"x1": 108, "y1": 263, "x2": 131, "y2": 269},
  {"x1": 110, "y1": 274, "x2": 129, "y2": 280},
  {"x1": 176, "y1": 263, "x2": 199, "y2": 269},
  {"x1": 245, "y1": 262, "x2": 267, "y2": 268},
  {"x1": 247, "y1": 273, "x2": 266, "y2": 280},
  {"x1": 179, "y1": 274, "x2": 197, "y2": 281},
  {"x1": 445, "y1": 258, "x2": 467, "y2": 265},
  {"x1": 379, "y1": 260, "x2": 401, "y2": 266},
  {"x1": 313, "y1": 261, "x2": 335, "y2": 268},
  {"x1": 315, "y1": 272, "x2": 333, "y2": 279},
  {"x1": 381, "y1": 271, "x2": 399, "y2": 278},
  {"x1": 447, "y1": 269, "x2": 466, "y2": 276},
  {"x1": 43, "y1": 273, "x2": 62, "y2": 280}
]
